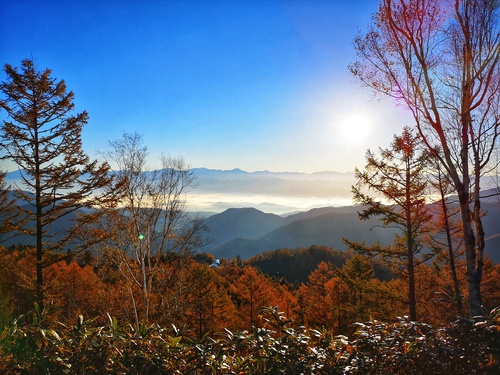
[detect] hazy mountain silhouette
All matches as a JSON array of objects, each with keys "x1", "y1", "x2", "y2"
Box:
[
  {"x1": 248, "y1": 246, "x2": 350, "y2": 284},
  {"x1": 206, "y1": 208, "x2": 397, "y2": 260},
  {"x1": 210, "y1": 237, "x2": 279, "y2": 260},
  {"x1": 282, "y1": 205, "x2": 365, "y2": 224},
  {"x1": 3, "y1": 169, "x2": 499, "y2": 263},
  {"x1": 205, "y1": 203, "x2": 500, "y2": 263},
  {"x1": 247, "y1": 246, "x2": 394, "y2": 284},
  {"x1": 202, "y1": 208, "x2": 285, "y2": 248}
]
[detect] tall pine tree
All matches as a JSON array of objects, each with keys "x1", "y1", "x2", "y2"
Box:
[
  {"x1": 0, "y1": 58, "x2": 118, "y2": 307},
  {"x1": 345, "y1": 127, "x2": 431, "y2": 320}
]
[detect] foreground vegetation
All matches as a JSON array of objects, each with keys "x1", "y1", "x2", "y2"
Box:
[
  {"x1": 2, "y1": 245, "x2": 499, "y2": 373},
  {"x1": 2, "y1": 244, "x2": 500, "y2": 334},
  {"x1": 1, "y1": 304, "x2": 499, "y2": 374}
]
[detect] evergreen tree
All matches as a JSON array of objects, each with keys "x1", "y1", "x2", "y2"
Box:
[
  {"x1": 345, "y1": 127, "x2": 431, "y2": 320},
  {"x1": 0, "y1": 58, "x2": 118, "y2": 307},
  {"x1": 183, "y1": 263, "x2": 236, "y2": 339},
  {"x1": 299, "y1": 261, "x2": 337, "y2": 329},
  {"x1": 332, "y1": 255, "x2": 376, "y2": 326},
  {"x1": 231, "y1": 266, "x2": 278, "y2": 330}
]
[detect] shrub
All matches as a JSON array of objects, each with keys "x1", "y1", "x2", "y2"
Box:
[
  {"x1": 0, "y1": 304, "x2": 498, "y2": 374},
  {"x1": 344, "y1": 309, "x2": 500, "y2": 374}
]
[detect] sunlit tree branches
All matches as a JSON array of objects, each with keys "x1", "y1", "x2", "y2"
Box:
[{"x1": 350, "y1": 0, "x2": 500, "y2": 316}]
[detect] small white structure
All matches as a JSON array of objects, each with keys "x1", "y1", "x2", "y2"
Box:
[{"x1": 209, "y1": 258, "x2": 220, "y2": 268}]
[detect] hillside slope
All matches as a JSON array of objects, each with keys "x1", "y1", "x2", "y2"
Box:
[
  {"x1": 209, "y1": 210, "x2": 397, "y2": 260},
  {"x1": 207, "y1": 203, "x2": 500, "y2": 262},
  {"x1": 202, "y1": 207, "x2": 285, "y2": 249}
]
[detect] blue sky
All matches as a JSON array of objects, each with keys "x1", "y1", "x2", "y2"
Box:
[{"x1": 1, "y1": 0, "x2": 413, "y2": 174}]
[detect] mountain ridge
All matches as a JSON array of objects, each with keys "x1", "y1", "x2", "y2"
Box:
[
  {"x1": 3, "y1": 169, "x2": 499, "y2": 264},
  {"x1": 203, "y1": 203, "x2": 500, "y2": 263}
]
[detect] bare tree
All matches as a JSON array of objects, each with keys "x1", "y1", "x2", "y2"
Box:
[
  {"x1": 0, "y1": 58, "x2": 117, "y2": 307},
  {"x1": 350, "y1": 0, "x2": 500, "y2": 317},
  {"x1": 99, "y1": 132, "x2": 205, "y2": 327}
]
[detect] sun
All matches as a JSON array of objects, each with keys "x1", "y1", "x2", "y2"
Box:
[{"x1": 339, "y1": 113, "x2": 372, "y2": 143}]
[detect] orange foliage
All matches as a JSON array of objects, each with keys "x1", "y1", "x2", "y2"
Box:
[
  {"x1": 0, "y1": 247, "x2": 37, "y2": 318},
  {"x1": 481, "y1": 259, "x2": 500, "y2": 311},
  {"x1": 44, "y1": 261, "x2": 106, "y2": 324},
  {"x1": 228, "y1": 266, "x2": 281, "y2": 330},
  {"x1": 0, "y1": 245, "x2": 499, "y2": 334},
  {"x1": 299, "y1": 262, "x2": 337, "y2": 329},
  {"x1": 182, "y1": 262, "x2": 237, "y2": 338}
]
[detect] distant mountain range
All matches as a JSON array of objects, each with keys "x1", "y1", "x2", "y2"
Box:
[
  {"x1": 6, "y1": 167, "x2": 499, "y2": 215},
  {"x1": 202, "y1": 204, "x2": 500, "y2": 263},
  {"x1": 5, "y1": 167, "x2": 356, "y2": 215},
  {"x1": 199, "y1": 206, "x2": 395, "y2": 259},
  {"x1": 3, "y1": 168, "x2": 500, "y2": 263},
  {"x1": 183, "y1": 168, "x2": 357, "y2": 214}
]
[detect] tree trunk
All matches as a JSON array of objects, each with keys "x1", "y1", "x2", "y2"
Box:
[
  {"x1": 471, "y1": 162, "x2": 485, "y2": 316},
  {"x1": 130, "y1": 285, "x2": 140, "y2": 330},
  {"x1": 407, "y1": 238, "x2": 416, "y2": 321},
  {"x1": 445, "y1": 215, "x2": 464, "y2": 317},
  {"x1": 406, "y1": 159, "x2": 417, "y2": 321},
  {"x1": 35, "y1": 123, "x2": 44, "y2": 309},
  {"x1": 438, "y1": 179, "x2": 464, "y2": 316},
  {"x1": 440, "y1": 129, "x2": 481, "y2": 318},
  {"x1": 406, "y1": 211, "x2": 417, "y2": 321},
  {"x1": 458, "y1": 193, "x2": 482, "y2": 317},
  {"x1": 36, "y1": 200, "x2": 44, "y2": 309},
  {"x1": 141, "y1": 253, "x2": 148, "y2": 325}
]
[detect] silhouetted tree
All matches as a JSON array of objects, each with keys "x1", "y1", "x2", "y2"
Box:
[{"x1": 0, "y1": 58, "x2": 117, "y2": 307}]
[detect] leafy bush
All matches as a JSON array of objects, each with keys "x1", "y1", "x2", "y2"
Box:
[
  {"x1": 347, "y1": 313, "x2": 500, "y2": 374},
  {"x1": 0, "y1": 304, "x2": 498, "y2": 374}
]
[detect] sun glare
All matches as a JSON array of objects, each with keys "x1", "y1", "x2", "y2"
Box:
[{"x1": 339, "y1": 113, "x2": 372, "y2": 143}]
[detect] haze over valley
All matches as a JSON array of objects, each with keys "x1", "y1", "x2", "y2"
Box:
[
  {"x1": 4, "y1": 168, "x2": 500, "y2": 264},
  {"x1": 186, "y1": 168, "x2": 357, "y2": 214}
]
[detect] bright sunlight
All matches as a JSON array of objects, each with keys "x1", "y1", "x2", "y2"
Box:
[{"x1": 339, "y1": 113, "x2": 372, "y2": 143}]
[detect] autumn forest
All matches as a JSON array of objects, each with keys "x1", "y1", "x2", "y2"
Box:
[{"x1": 1, "y1": 0, "x2": 500, "y2": 373}]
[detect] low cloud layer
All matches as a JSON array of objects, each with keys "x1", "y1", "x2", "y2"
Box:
[{"x1": 188, "y1": 168, "x2": 356, "y2": 214}]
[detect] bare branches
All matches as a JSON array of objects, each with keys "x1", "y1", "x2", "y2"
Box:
[
  {"x1": 351, "y1": 0, "x2": 500, "y2": 317},
  {"x1": 96, "y1": 132, "x2": 205, "y2": 327}
]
